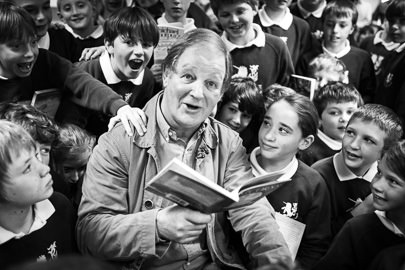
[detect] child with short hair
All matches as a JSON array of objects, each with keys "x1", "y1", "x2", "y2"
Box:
[
  {"x1": 262, "y1": 83, "x2": 296, "y2": 110},
  {"x1": 215, "y1": 76, "x2": 265, "y2": 153},
  {"x1": 250, "y1": 94, "x2": 331, "y2": 269},
  {"x1": 299, "y1": 82, "x2": 363, "y2": 166},
  {"x1": 312, "y1": 104, "x2": 403, "y2": 237},
  {"x1": 57, "y1": 6, "x2": 158, "y2": 137},
  {"x1": 0, "y1": 120, "x2": 76, "y2": 269},
  {"x1": 290, "y1": 0, "x2": 326, "y2": 39},
  {"x1": 297, "y1": 0, "x2": 376, "y2": 103},
  {"x1": 211, "y1": 0, "x2": 294, "y2": 90},
  {"x1": 314, "y1": 140, "x2": 405, "y2": 270},
  {"x1": 157, "y1": 0, "x2": 197, "y2": 32}
]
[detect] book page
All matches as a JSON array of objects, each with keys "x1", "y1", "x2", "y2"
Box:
[
  {"x1": 154, "y1": 26, "x2": 184, "y2": 65},
  {"x1": 289, "y1": 74, "x2": 317, "y2": 101},
  {"x1": 275, "y1": 212, "x2": 306, "y2": 261}
]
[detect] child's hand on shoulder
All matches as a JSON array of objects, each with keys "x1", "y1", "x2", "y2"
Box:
[
  {"x1": 79, "y1": 46, "x2": 105, "y2": 61},
  {"x1": 109, "y1": 105, "x2": 148, "y2": 137},
  {"x1": 350, "y1": 194, "x2": 375, "y2": 216}
]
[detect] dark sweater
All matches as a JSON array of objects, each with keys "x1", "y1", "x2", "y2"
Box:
[
  {"x1": 48, "y1": 28, "x2": 82, "y2": 62},
  {"x1": 298, "y1": 134, "x2": 340, "y2": 166},
  {"x1": 359, "y1": 36, "x2": 394, "y2": 75},
  {"x1": 0, "y1": 49, "x2": 127, "y2": 116},
  {"x1": 266, "y1": 161, "x2": 332, "y2": 269},
  {"x1": 0, "y1": 192, "x2": 77, "y2": 269},
  {"x1": 312, "y1": 156, "x2": 371, "y2": 237},
  {"x1": 289, "y1": 3, "x2": 323, "y2": 35},
  {"x1": 314, "y1": 213, "x2": 405, "y2": 270}
]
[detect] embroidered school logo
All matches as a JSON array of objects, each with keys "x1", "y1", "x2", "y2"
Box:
[
  {"x1": 281, "y1": 202, "x2": 298, "y2": 219},
  {"x1": 233, "y1": 65, "x2": 259, "y2": 82},
  {"x1": 384, "y1": 73, "x2": 394, "y2": 88},
  {"x1": 36, "y1": 241, "x2": 58, "y2": 262},
  {"x1": 124, "y1": 92, "x2": 133, "y2": 102},
  {"x1": 280, "y1": 36, "x2": 288, "y2": 44}
]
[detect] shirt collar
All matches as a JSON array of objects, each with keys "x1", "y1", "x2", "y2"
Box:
[
  {"x1": 333, "y1": 151, "x2": 378, "y2": 182},
  {"x1": 322, "y1": 40, "x2": 351, "y2": 58},
  {"x1": 373, "y1": 30, "x2": 401, "y2": 51},
  {"x1": 258, "y1": 5, "x2": 293, "y2": 30},
  {"x1": 157, "y1": 14, "x2": 197, "y2": 33},
  {"x1": 221, "y1": 24, "x2": 266, "y2": 52},
  {"x1": 297, "y1": 0, "x2": 326, "y2": 19},
  {"x1": 65, "y1": 24, "x2": 104, "y2": 40},
  {"x1": 375, "y1": 210, "x2": 405, "y2": 237},
  {"x1": 0, "y1": 199, "x2": 55, "y2": 245},
  {"x1": 318, "y1": 129, "x2": 342, "y2": 151},
  {"x1": 395, "y1": 42, "x2": 405, "y2": 53},
  {"x1": 99, "y1": 51, "x2": 144, "y2": 85},
  {"x1": 38, "y1": 32, "x2": 50, "y2": 50}
]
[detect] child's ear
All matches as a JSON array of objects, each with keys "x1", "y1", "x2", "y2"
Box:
[
  {"x1": 298, "y1": 135, "x2": 315, "y2": 151},
  {"x1": 105, "y1": 40, "x2": 114, "y2": 55}
]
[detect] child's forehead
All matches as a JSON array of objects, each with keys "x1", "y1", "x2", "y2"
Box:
[
  {"x1": 324, "y1": 101, "x2": 358, "y2": 109},
  {"x1": 324, "y1": 14, "x2": 353, "y2": 23}
]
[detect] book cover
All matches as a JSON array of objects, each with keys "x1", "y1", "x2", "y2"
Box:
[
  {"x1": 145, "y1": 158, "x2": 290, "y2": 213},
  {"x1": 31, "y1": 88, "x2": 62, "y2": 118},
  {"x1": 288, "y1": 74, "x2": 317, "y2": 101},
  {"x1": 154, "y1": 26, "x2": 185, "y2": 65}
]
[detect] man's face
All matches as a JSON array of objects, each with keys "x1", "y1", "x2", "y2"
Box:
[
  {"x1": 0, "y1": 38, "x2": 39, "y2": 79},
  {"x1": 161, "y1": 0, "x2": 193, "y2": 22},
  {"x1": 58, "y1": 0, "x2": 95, "y2": 33},
  {"x1": 106, "y1": 36, "x2": 154, "y2": 80},
  {"x1": 323, "y1": 15, "x2": 354, "y2": 49},
  {"x1": 15, "y1": 0, "x2": 52, "y2": 38},
  {"x1": 160, "y1": 44, "x2": 226, "y2": 137}
]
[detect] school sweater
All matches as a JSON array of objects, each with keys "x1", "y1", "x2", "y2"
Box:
[
  {"x1": 66, "y1": 24, "x2": 105, "y2": 52},
  {"x1": 250, "y1": 150, "x2": 331, "y2": 269},
  {"x1": 297, "y1": 43, "x2": 376, "y2": 102},
  {"x1": 298, "y1": 131, "x2": 341, "y2": 166},
  {"x1": 48, "y1": 28, "x2": 82, "y2": 62},
  {"x1": 289, "y1": 2, "x2": 324, "y2": 35},
  {"x1": 0, "y1": 49, "x2": 127, "y2": 116},
  {"x1": 0, "y1": 192, "x2": 77, "y2": 269},
  {"x1": 314, "y1": 213, "x2": 405, "y2": 270},
  {"x1": 312, "y1": 155, "x2": 372, "y2": 237}
]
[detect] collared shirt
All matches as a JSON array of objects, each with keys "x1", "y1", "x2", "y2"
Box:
[
  {"x1": 258, "y1": 6, "x2": 293, "y2": 31},
  {"x1": 375, "y1": 210, "x2": 405, "y2": 237},
  {"x1": 322, "y1": 40, "x2": 351, "y2": 58},
  {"x1": 395, "y1": 42, "x2": 405, "y2": 53},
  {"x1": 333, "y1": 151, "x2": 378, "y2": 182},
  {"x1": 373, "y1": 30, "x2": 400, "y2": 51},
  {"x1": 297, "y1": 0, "x2": 326, "y2": 19},
  {"x1": 65, "y1": 24, "x2": 103, "y2": 40},
  {"x1": 250, "y1": 146, "x2": 299, "y2": 180},
  {"x1": 0, "y1": 199, "x2": 55, "y2": 245},
  {"x1": 38, "y1": 32, "x2": 50, "y2": 50},
  {"x1": 99, "y1": 51, "x2": 144, "y2": 85},
  {"x1": 318, "y1": 129, "x2": 342, "y2": 151},
  {"x1": 157, "y1": 14, "x2": 197, "y2": 33},
  {"x1": 221, "y1": 23, "x2": 266, "y2": 52}
]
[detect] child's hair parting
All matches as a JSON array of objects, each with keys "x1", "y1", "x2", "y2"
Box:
[
  {"x1": 383, "y1": 140, "x2": 405, "y2": 181},
  {"x1": 210, "y1": 0, "x2": 259, "y2": 15},
  {"x1": 307, "y1": 53, "x2": 348, "y2": 81},
  {"x1": 313, "y1": 81, "x2": 364, "y2": 117},
  {"x1": 51, "y1": 124, "x2": 96, "y2": 165},
  {"x1": 0, "y1": 2, "x2": 37, "y2": 44},
  {"x1": 385, "y1": 0, "x2": 405, "y2": 22},
  {"x1": 218, "y1": 76, "x2": 265, "y2": 118},
  {"x1": 322, "y1": 0, "x2": 359, "y2": 26},
  {"x1": 0, "y1": 103, "x2": 59, "y2": 146},
  {"x1": 348, "y1": 104, "x2": 403, "y2": 152},
  {"x1": 262, "y1": 84, "x2": 296, "y2": 109},
  {"x1": 273, "y1": 94, "x2": 319, "y2": 138},
  {"x1": 104, "y1": 6, "x2": 159, "y2": 47}
]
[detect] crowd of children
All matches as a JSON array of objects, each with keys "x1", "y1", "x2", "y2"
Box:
[{"x1": 1, "y1": 0, "x2": 405, "y2": 269}]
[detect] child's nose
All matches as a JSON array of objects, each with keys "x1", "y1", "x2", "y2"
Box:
[
  {"x1": 36, "y1": 9, "x2": 46, "y2": 21},
  {"x1": 132, "y1": 43, "x2": 144, "y2": 56},
  {"x1": 230, "y1": 14, "x2": 239, "y2": 23}
]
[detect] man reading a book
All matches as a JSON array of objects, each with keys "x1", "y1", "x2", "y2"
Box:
[{"x1": 76, "y1": 28, "x2": 292, "y2": 269}]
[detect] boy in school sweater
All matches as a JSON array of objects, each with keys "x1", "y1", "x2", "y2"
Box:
[
  {"x1": 211, "y1": 0, "x2": 294, "y2": 90},
  {"x1": 312, "y1": 104, "x2": 403, "y2": 237}
]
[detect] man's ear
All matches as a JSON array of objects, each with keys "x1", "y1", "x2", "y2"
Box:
[{"x1": 298, "y1": 135, "x2": 315, "y2": 151}]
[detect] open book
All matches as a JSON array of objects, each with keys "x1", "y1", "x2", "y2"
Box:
[
  {"x1": 145, "y1": 158, "x2": 291, "y2": 213},
  {"x1": 154, "y1": 26, "x2": 185, "y2": 66},
  {"x1": 31, "y1": 88, "x2": 62, "y2": 118},
  {"x1": 288, "y1": 74, "x2": 317, "y2": 101},
  {"x1": 275, "y1": 213, "x2": 306, "y2": 260}
]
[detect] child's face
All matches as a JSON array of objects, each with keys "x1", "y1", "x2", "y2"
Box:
[
  {"x1": 3, "y1": 148, "x2": 53, "y2": 206},
  {"x1": 58, "y1": 0, "x2": 95, "y2": 32},
  {"x1": 372, "y1": 157, "x2": 405, "y2": 214},
  {"x1": 259, "y1": 100, "x2": 308, "y2": 168},
  {"x1": 106, "y1": 36, "x2": 154, "y2": 80},
  {"x1": 300, "y1": 0, "x2": 324, "y2": 11},
  {"x1": 58, "y1": 149, "x2": 91, "y2": 184},
  {"x1": 217, "y1": 101, "x2": 252, "y2": 133},
  {"x1": 161, "y1": 0, "x2": 193, "y2": 21},
  {"x1": 342, "y1": 118, "x2": 386, "y2": 176},
  {"x1": 36, "y1": 142, "x2": 51, "y2": 165},
  {"x1": 320, "y1": 101, "x2": 358, "y2": 141},
  {"x1": 0, "y1": 38, "x2": 39, "y2": 79},
  {"x1": 264, "y1": 0, "x2": 292, "y2": 11},
  {"x1": 102, "y1": 0, "x2": 126, "y2": 14},
  {"x1": 15, "y1": 0, "x2": 52, "y2": 38},
  {"x1": 387, "y1": 17, "x2": 405, "y2": 44},
  {"x1": 313, "y1": 69, "x2": 348, "y2": 89},
  {"x1": 323, "y1": 15, "x2": 354, "y2": 49},
  {"x1": 217, "y1": 2, "x2": 256, "y2": 45}
]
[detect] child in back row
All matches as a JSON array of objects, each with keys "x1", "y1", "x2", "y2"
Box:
[
  {"x1": 314, "y1": 140, "x2": 405, "y2": 270},
  {"x1": 211, "y1": 0, "x2": 294, "y2": 90},
  {"x1": 312, "y1": 104, "x2": 403, "y2": 237},
  {"x1": 249, "y1": 93, "x2": 331, "y2": 269},
  {"x1": 299, "y1": 82, "x2": 363, "y2": 166}
]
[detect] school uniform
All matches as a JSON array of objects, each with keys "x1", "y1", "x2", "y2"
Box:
[
  {"x1": 157, "y1": 14, "x2": 197, "y2": 33},
  {"x1": 39, "y1": 28, "x2": 82, "y2": 62},
  {"x1": 290, "y1": 0, "x2": 326, "y2": 36},
  {"x1": 222, "y1": 24, "x2": 294, "y2": 90},
  {"x1": 250, "y1": 150, "x2": 332, "y2": 269},
  {"x1": 65, "y1": 24, "x2": 105, "y2": 52},
  {"x1": 254, "y1": 6, "x2": 312, "y2": 67},
  {"x1": 0, "y1": 193, "x2": 76, "y2": 269},
  {"x1": 299, "y1": 129, "x2": 341, "y2": 166},
  {"x1": 312, "y1": 152, "x2": 377, "y2": 237},
  {"x1": 314, "y1": 212, "x2": 405, "y2": 270}
]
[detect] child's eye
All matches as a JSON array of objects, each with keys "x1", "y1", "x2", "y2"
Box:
[
  {"x1": 228, "y1": 107, "x2": 237, "y2": 113},
  {"x1": 262, "y1": 119, "x2": 271, "y2": 127},
  {"x1": 329, "y1": 111, "x2": 339, "y2": 116},
  {"x1": 142, "y1": 41, "x2": 154, "y2": 48},
  {"x1": 279, "y1": 127, "x2": 289, "y2": 135},
  {"x1": 218, "y1": 12, "x2": 230, "y2": 18},
  {"x1": 345, "y1": 129, "x2": 355, "y2": 136},
  {"x1": 388, "y1": 177, "x2": 400, "y2": 186},
  {"x1": 62, "y1": 5, "x2": 71, "y2": 12},
  {"x1": 23, "y1": 164, "x2": 32, "y2": 174}
]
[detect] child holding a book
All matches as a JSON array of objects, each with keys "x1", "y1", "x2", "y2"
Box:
[
  {"x1": 312, "y1": 104, "x2": 403, "y2": 237},
  {"x1": 157, "y1": 0, "x2": 197, "y2": 33},
  {"x1": 249, "y1": 93, "x2": 331, "y2": 269},
  {"x1": 299, "y1": 82, "x2": 363, "y2": 166},
  {"x1": 314, "y1": 140, "x2": 405, "y2": 270}
]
